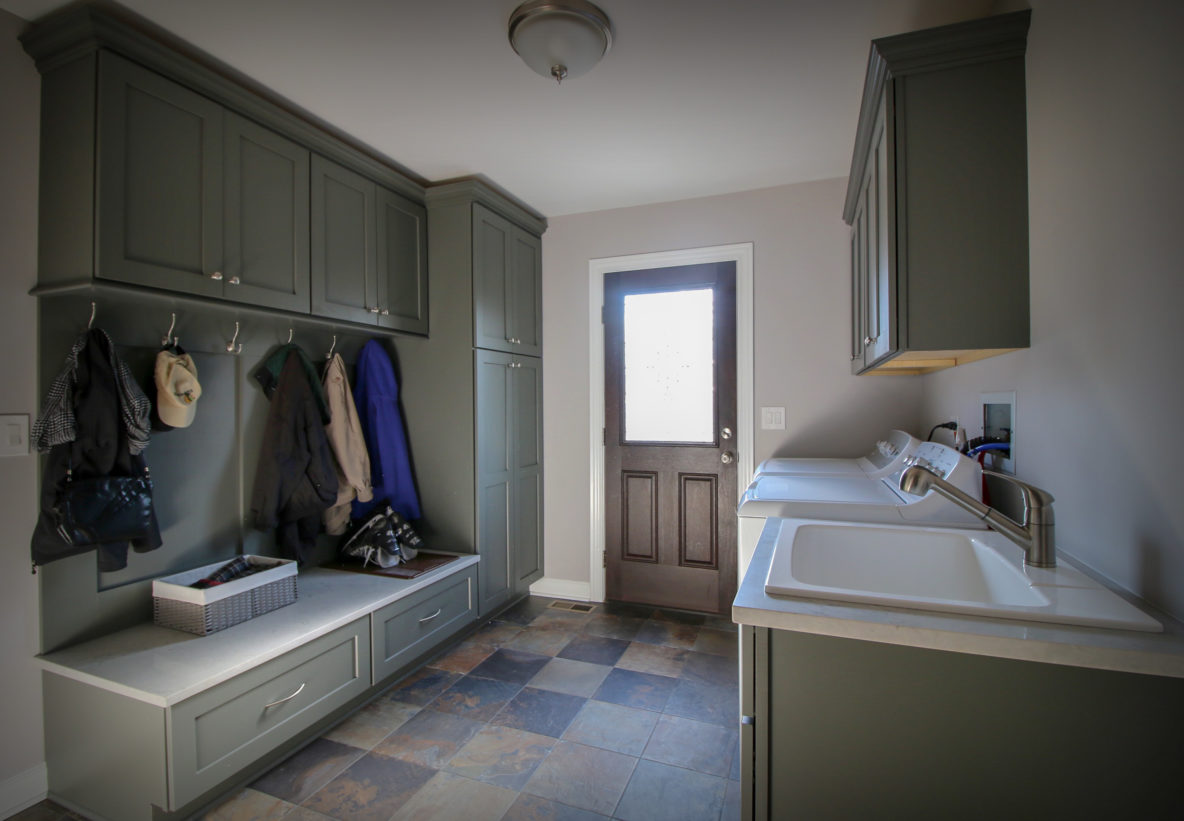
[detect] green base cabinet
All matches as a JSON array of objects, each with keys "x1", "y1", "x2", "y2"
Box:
[{"x1": 741, "y1": 626, "x2": 1184, "y2": 820}]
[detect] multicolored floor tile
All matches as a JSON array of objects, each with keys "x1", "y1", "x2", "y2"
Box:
[
  {"x1": 388, "y1": 666, "x2": 462, "y2": 706},
  {"x1": 430, "y1": 639, "x2": 498, "y2": 674},
  {"x1": 202, "y1": 787, "x2": 293, "y2": 820},
  {"x1": 663, "y1": 678, "x2": 739, "y2": 728},
  {"x1": 642, "y1": 714, "x2": 735, "y2": 777},
  {"x1": 444, "y1": 724, "x2": 555, "y2": 790},
  {"x1": 615, "y1": 642, "x2": 689, "y2": 678},
  {"x1": 300, "y1": 751, "x2": 434, "y2": 821},
  {"x1": 557, "y1": 634, "x2": 630, "y2": 666},
  {"x1": 634, "y1": 620, "x2": 701, "y2": 650},
  {"x1": 429, "y1": 674, "x2": 523, "y2": 721},
  {"x1": 505, "y1": 626, "x2": 577, "y2": 656},
  {"x1": 491, "y1": 686, "x2": 586, "y2": 738},
  {"x1": 372, "y1": 707, "x2": 484, "y2": 768},
  {"x1": 682, "y1": 650, "x2": 740, "y2": 688},
  {"x1": 500, "y1": 792, "x2": 611, "y2": 820},
  {"x1": 592, "y1": 668, "x2": 678, "y2": 712},
  {"x1": 613, "y1": 758, "x2": 728, "y2": 821},
  {"x1": 389, "y1": 771, "x2": 518, "y2": 821},
  {"x1": 581, "y1": 613, "x2": 645, "y2": 641},
  {"x1": 250, "y1": 738, "x2": 364, "y2": 805},
  {"x1": 561, "y1": 700, "x2": 658, "y2": 756},
  {"x1": 528, "y1": 657, "x2": 611, "y2": 698},
  {"x1": 692, "y1": 627, "x2": 739, "y2": 658},
  {"x1": 522, "y1": 740, "x2": 638, "y2": 816},
  {"x1": 321, "y1": 697, "x2": 421, "y2": 751},
  {"x1": 470, "y1": 648, "x2": 553, "y2": 684}
]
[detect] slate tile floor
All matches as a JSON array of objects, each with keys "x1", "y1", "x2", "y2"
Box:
[{"x1": 13, "y1": 597, "x2": 739, "y2": 821}]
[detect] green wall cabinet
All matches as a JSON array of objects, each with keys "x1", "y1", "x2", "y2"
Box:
[
  {"x1": 843, "y1": 11, "x2": 1031, "y2": 374},
  {"x1": 25, "y1": 8, "x2": 427, "y2": 332},
  {"x1": 474, "y1": 203, "x2": 542, "y2": 357},
  {"x1": 311, "y1": 155, "x2": 428, "y2": 334}
]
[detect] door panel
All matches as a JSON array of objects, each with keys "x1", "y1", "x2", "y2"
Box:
[
  {"x1": 604, "y1": 262, "x2": 737, "y2": 615},
  {"x1": 476, "y1": 349, "x2": 514, "y2": 614},
  {"x1": 510, "y1": 231, "x2": 542, "y2": 355},
  {"x1": 473, "y1": 205, "x2": 512, "y2": 350},
  {"x1": 376, "y1": 187, "x2": 428, "y2": 334},
  {"x1": 311, "y1": 156, "x2": 376, "y2": 323},
  {"x1": 97, "y1": 53, "x2": 223, "y2": 297},
  {"x1": 223, "y1": 113, "x2": 310, "y2": 312},
  {"x1": 512, "y1": 356, "x2": 543, "y2": 590}
]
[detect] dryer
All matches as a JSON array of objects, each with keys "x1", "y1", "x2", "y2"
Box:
[{"x1": 753, "y1": 429, "x2": 920, "y2": 480}]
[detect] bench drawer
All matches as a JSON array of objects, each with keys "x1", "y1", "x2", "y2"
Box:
[
  {"x1": 371, "y1": 565, "x2": 477, "y2": 684},
  {"x1": 168, "y1": 617, "x2": 370, "y2": 808}
]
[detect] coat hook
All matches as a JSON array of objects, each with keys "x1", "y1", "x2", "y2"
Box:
[
  {"x1": 287, "y1": 328, "x2": 294, "y2": 344},
  {"x1": 226, "y1": 321, "x2": 242, "y2": 354},
  {"x1": 87, "y1": 301, "x2": 96, "y2": 329},
  {"x1": 162, "y1": 312, "x2": 177, "y2": 347},
  {"x1": 326, "y1": 334, "x2": 337, "y2": 360}
]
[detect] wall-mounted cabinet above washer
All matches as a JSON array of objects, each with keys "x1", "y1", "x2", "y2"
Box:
[{"x1": 844, "y1": 11, "x2": 1031, "y2": 375}]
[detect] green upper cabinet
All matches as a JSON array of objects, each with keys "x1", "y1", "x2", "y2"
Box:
[
  {"x1": 222, "y1": 113, "x2": 311, "y2": 313},
  {"x1": 312, "y1": 155, "x2": 428, "y2": 333},
  {"x1": 97, "y1": 54, "x2": 311, "y2": 312},
  {"x1": 843, "y1": 11, "x2": 1031, "y2": 375},
  {"x1": 473, "y1": 204, "x2": 542, "y2": 356},
  {"x1": 97, "y1": 52, "x2": 225, "y2": 299}
]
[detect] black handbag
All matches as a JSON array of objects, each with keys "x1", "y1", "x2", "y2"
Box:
[{"x1": 51, "y1": 466, "x2": 154, "y2": 546}]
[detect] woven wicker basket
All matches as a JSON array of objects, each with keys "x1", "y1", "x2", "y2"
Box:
[{"x1": 152, "y1": 555, "x2": 298, "y2": 636}]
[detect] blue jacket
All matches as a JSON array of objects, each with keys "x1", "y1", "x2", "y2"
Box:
[{"x1": 351, "y1": 340, "x2": 421, "y2": 521}]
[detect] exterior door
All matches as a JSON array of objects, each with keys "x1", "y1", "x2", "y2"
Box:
[{"x1": 604, "y1": 262, "x2": 737, "y2": 615}]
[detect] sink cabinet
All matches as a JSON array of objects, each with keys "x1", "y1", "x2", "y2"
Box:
[
  {"x1": 740, "y1": 625, "x2": 1184, "y2": 819},
  {"x1": 844, "y1": 11, "x2": 1031, "y2": 374}
]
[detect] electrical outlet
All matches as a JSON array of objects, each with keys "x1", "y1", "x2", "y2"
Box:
[{"x1": 761, "y1": 406, "x2": 786, "y2": 430}]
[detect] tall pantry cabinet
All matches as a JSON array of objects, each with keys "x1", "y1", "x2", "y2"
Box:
[{"x1": 399, "y1": 181, "x2": 546, "y2": 616}]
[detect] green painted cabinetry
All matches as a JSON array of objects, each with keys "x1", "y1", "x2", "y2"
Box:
[
  {"x1": 311, "y1": 155, "x2": 428, "y2": 333},
  {"x1": 24, "y1": 6, "x2": 427, "y2": 331},
  {"x1": 474, "y1": 203, "x2": 542, "y2": 356},
  {"x1": 844, "y1": 11, "x2": 1031, "y2": 374}
]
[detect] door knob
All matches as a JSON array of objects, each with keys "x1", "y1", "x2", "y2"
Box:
[
  {"x1": 721, "y1": 426, "x2": 733, "y2": 440},
  {"x1": 721, "y1": 451, "x2": 734, "y2": 465}
]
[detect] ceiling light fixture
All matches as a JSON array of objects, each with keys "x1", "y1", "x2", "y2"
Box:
[{"x1": 508, "y1": 0, "x2": 613, "y2": 85}]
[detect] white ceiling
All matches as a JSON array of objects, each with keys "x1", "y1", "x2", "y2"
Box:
[{"x1": 1, "y1": 0, "x2": 999, "y2": 217}]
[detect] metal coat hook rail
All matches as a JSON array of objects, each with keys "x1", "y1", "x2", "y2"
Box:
[
  {"x1": 226, "y1": 321, "x2": 242, "y2": 354},
  {"x1": 87, "y1": 301, "x2": 96, "y2": 329},
  {"x1": 162, "y1": 312, "x2": 178, "y2": 347},
  {"x1": 326, "y1": 335, "x2": 337, "y2": 360}
]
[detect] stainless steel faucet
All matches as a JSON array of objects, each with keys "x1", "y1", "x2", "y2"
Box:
[{"x1": 899, "y1": 465, "x2": 1056, "y2": 567}]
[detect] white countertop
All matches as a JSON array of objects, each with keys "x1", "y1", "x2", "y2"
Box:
[
  {"x1": 38, "y1": 555, "x2": 479, "y2": 707},
  {"x1": 733, "y1": 518, "x2": 1184, "y2": 679}
]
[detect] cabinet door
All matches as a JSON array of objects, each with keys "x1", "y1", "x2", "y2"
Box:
[
  {"x1": 476, "y1": 349, "x2": 514, "y2": 614},
  {"x1": 473, "y1": 204, "x2": 514, "y2": 352},
  {"x1": 311, "y1": 155, "x2": 378, "y2": 324},
  {"x1": 223, "y1": 113, "x2": 310, "y2": 312},
  {"x1": 509, "y1": 229, "x2": 543, "y2": 356},
  {"x1": 849, "y1": 215, "x2": 865, "y2": 373},
  {"x1": 512, "y1": 356, "x2": 543, "y2": 592},
  {"x1": 864, "y1": 98, "x2": 892, "y2": 366},
  {"x1": 97, "y1": 53, "x2": 224, "y2": 297},
  {"x1": 376, "y1": 187, "x2": 428, "y2": 334}
]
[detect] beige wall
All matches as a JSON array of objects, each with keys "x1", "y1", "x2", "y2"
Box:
[
  {"x1": 0, "y1": 7, "x2": 45, "y2": 811},
  {"x1": 541, "y1": 179, "x2": 925, "y2": 584},
  {"x1": 921, "y1": 0, "x2": 1184, "y2": 621}
]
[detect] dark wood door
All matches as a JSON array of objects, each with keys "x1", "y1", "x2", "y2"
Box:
[{"x1": 604, "y1": 262, "x2": 737, "y2": 615}]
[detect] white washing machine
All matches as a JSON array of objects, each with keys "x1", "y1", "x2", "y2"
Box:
[
  {"x1": 753, "y1": 428, "x2": 920, "y2": 480},
  {"x1": 737, "y1": 440, "x2": 983, "y2": 574}
]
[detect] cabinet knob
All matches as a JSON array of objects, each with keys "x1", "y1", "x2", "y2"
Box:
[
  {"x1": 369, "y1": 306, "x2": 381, "y2": 314},
  {"x1": 864, "y1": 336, "x2": 875, "y2": 346},
  {"x1": 380, "y1": 308, "x2": 390, "y2": 316},
  {"x1": 209, "y1": 271, "x2": 223, "y2": 281},
  {"x1": 228, "y1": 275, "x2": 241, "y2": 286}
]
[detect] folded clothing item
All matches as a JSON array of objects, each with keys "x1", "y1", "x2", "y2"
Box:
[{"x1": 190, "y1": 556, "x2": 264, "y2": 589}]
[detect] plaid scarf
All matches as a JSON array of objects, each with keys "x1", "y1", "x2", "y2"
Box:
[{"x1": 32, "y1": 329, "x2": 152, "y2": 455}]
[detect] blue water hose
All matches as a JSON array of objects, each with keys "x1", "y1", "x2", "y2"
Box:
[{"x1": 968, "y1": 442, "x2": 1011, "y2": 457}]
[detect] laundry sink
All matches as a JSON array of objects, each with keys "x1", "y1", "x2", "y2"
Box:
[{"x1": 765, "y1": 520, "x2": 1162, "y2": 632}]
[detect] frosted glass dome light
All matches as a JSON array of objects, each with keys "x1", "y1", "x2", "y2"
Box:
[{"x1": 508, "y1": 0, "x2": 613, "y2": 84}]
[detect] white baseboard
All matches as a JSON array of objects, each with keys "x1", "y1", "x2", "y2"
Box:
[
  {"x1": 528, "y1": 577, "x2": 595, "y2": 602},
  {"x1": 0, "y1": 762, "x2": 47, "y2": 819}
]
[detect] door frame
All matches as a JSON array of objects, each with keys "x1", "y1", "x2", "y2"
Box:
[{"x1": 588, "y1": 243, "x2": 754, "y2": 604}]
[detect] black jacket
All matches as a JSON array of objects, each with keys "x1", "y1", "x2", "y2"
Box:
[
  {"x1": 249, "y1": 350, "x2": 338, "y2": 562},
  {"x1": 31, "y1": 331, "x2": 162, "y2": 571}
]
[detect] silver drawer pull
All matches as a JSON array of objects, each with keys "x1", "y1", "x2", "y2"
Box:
[
  {"x1": 418, "y1": 608, "x2": 442, "y2": 624},
  {"x1": 263, "y1": 681, "x2": 305, "y2": 709}
]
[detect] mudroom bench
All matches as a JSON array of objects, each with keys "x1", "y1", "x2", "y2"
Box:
[{"x1": 36, "y1": 557, "x2": 479, "y2": 821}]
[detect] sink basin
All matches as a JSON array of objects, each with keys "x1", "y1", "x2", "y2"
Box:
[{"x1": 765, "y1": 520, "x2": 1162, "y2": 632}]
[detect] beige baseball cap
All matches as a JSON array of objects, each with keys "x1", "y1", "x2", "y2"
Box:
[{"x1": 154, "y1": 350, "x2": 202, "y2": 428}]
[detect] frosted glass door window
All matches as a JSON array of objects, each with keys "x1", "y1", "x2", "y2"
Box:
[{"x1": 623, "y1": 288, "x2": 715, "y2": 443}]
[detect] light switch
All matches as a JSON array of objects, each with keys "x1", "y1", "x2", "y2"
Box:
[
  {"x1": 0, "y1": 414, "x2": 30, "y2": 457},
  {"x1": 761, "y1": 406, "x2": 786, "y2": 430}
]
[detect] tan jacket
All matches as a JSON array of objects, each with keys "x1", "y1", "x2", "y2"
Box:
[{"x1": 322, "y1": 353, "x2": 374, "y2": 534}]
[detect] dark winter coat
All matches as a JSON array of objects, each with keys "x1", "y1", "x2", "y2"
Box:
[
  {"x1": 31, "y1": 330, "x2": 162, "y2": 571},
  {"x1": 249, "y1": 350, "x2": 338, "y2": 562}
]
